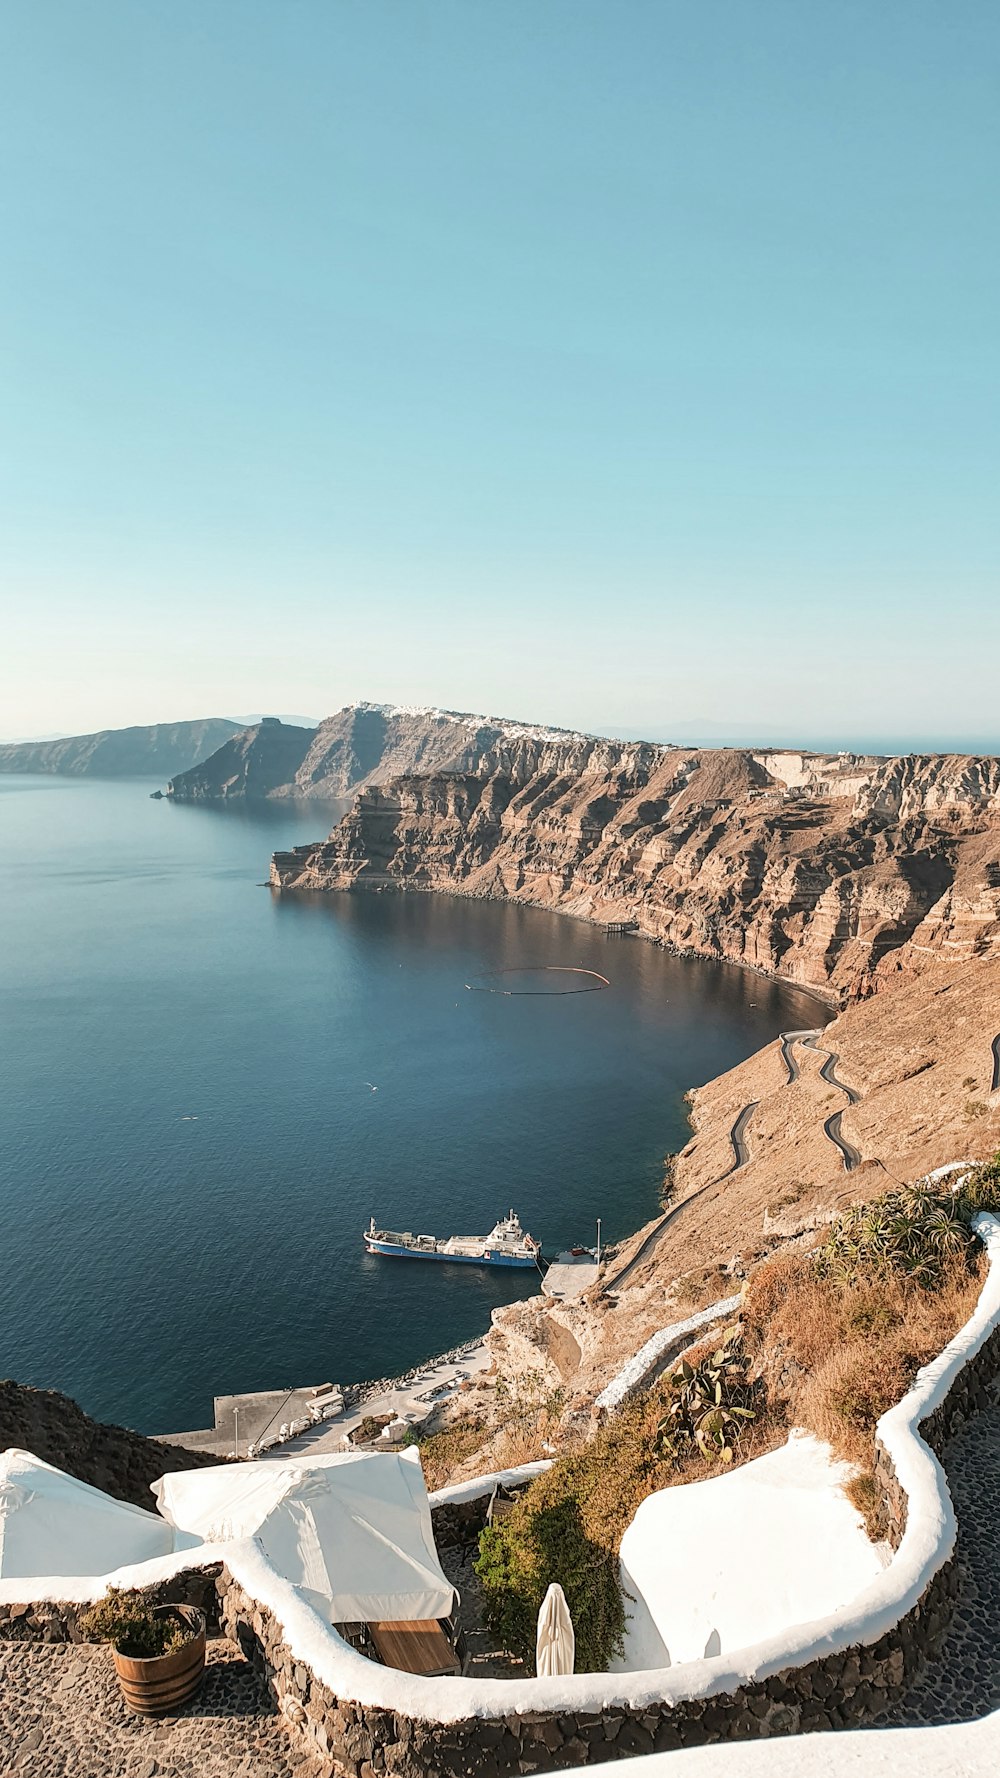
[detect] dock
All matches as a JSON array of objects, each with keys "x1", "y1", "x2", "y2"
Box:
[
  {"x1": 542, "y1": 1250, "x2": 600, "y2": 1299},
  {"x1": 159, "y1": 1383, "x2": 327, "y2": 1458},
  {"x1": 157, "y1": 1343, "x2": 494, "y2": 1462}
]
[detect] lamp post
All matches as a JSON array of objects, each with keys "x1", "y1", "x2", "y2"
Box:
[
  {"x1": 596, "y1": 1219, "x2": 602, "y2": 1267},
  {"x1": 233, "y1": 1406, "x2": 239, "y2": 1460}
]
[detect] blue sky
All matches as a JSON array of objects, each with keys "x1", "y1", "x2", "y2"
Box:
[{"x1": 2, "y1": 2, "x2": 997, "y2": 746}]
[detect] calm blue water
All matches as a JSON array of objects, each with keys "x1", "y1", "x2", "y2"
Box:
[{"x1": 0, "y1": 776, "x2": 826, "y2": 1434}]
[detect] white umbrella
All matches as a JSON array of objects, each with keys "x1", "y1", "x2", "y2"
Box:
[
  {"x1": 155, "y1": 1448, "x2": 455, "y2": 1624},
  {"x1": 0, "y1": 1449, "x2": 181, "y2": 1580},
  {"x1": 535, "y1": 1582, "x2": 575, "y2": 1677}
]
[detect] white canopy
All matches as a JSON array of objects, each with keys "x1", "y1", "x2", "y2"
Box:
[
  {"x1": 0, "y1": 1448, "x2": 178, "y2": 1580},
  {"x1": 154, "y1": 1447, "x2": 456, "y2": 1624}
]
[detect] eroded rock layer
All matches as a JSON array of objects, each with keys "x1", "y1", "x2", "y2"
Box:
[
  {"x1": 168, "y1": 702, "x2": 596, "y2": 800},
  {"x1": 271, "y1": 742, "x2": 1000, "y2": 1000}
]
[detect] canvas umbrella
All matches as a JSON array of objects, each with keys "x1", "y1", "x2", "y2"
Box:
[
  {"x1": 535, "y1": 1582, "x2": 575, "y2": 1677},
  {"x1": 0, "y1": 1449, "x2": 180, "y2": 1580},
  {"x1": 155, "y1": 1448, "x2": 456, "y2": 1625}
]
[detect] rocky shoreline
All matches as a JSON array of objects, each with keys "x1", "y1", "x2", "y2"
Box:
[{"x1": 348, "y1": 1334, "x2": 490, "y2": 1411}]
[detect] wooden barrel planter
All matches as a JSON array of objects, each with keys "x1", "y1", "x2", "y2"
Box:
[{"x1": 112, "y1": 1605, "x2": 206, "y2": 1716}]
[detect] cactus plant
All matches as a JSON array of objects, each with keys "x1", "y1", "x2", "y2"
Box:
[{"x1": 655, "y1": 1328, "x2": 758, "y2": 1466}]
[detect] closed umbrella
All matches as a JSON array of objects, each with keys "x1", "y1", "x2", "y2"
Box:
[{"x1": 535, "y1": 1582, "x2": 575, "y2": 1677}]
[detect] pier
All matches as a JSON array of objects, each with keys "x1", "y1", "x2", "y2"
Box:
[
  {"x1": 158, "y1": 1342, "x2": 493, "y2": 1462},
  {"x1": 542, "y1": 1250, "x2": 600, "y2": 1298}
]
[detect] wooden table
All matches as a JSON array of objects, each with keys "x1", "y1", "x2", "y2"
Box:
[{"x1": 369, "y1": 1619, "x2": 461, "y2": 1677}]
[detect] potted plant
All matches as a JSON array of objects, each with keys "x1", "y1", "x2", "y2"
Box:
[{"x1": 79, "y1": 1587, "x2": 206, "y2": 1716}]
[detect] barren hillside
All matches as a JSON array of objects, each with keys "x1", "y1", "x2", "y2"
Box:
[{"x1": 447, "y1": 956, "x2": 1000, "y2": 1466}]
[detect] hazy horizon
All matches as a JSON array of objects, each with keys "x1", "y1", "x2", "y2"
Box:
[
  {"x1": 3, "y1": 700, "x2": 999, "y2": 760},
  {"x1": 2, "y1": 4, "x2": 997, "y2": 741}
]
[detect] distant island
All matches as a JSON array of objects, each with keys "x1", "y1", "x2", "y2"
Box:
[{"x1": 0, "y1": 717, "x2": 241, "y2": 780}]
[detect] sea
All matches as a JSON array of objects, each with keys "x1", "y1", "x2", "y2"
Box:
[{"x1": 0, "y1": 775, "x2": 827, "y2": 1435}]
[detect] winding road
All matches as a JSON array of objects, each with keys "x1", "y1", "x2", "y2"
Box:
[
  {"x1": 781, "y1": 1029, "x2": 863, "y2": 1170},
  {"x1": 810, "y1": 1039, "x2": 862, "y2": 1106},
  {"x1": 724, "y1": 1099, "x2": 759, "y2": 1175},
  {"x1": 603, "y1": 1098, "x2": 760, "y2": 1293},
  {"x1": 779, "y1": 1028, "x2": 823, "y2": 1085},
  {"x1": 823, "y1": 1107, "x2": 862, "y2": 1171}
]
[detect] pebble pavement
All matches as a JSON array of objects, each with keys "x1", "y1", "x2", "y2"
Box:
[
  {"x1": 0, "y1": 1636, "x2": 321, "y2": 1778},
  {"x1": 888, "y1": 1402, "x2": 1000, "y2": 1726}
]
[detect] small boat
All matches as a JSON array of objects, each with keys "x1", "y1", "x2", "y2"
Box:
[{"x1": 364, "y1": 1209, "x2": 541, "y2": 1269}]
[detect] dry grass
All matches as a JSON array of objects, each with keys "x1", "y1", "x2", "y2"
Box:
[
  {"x1": 845, "y1": 1471, "x2": 892, "y2": 1543},
  {"x1": 670, "y1": 1262, "x2": 732, "y2": 1311},
  {"x1": 798, "y1": 1345, "x2": 914, "y2": 1468},
  {"x1": 743, "y1": 1248, "x2": 985, "y2": 1472},
  {"x1": 416, "y1": 1416, "x2": 487, "y2": 1491},
  {"x1": 489, "y1": 1425, "x2": 553, "y2": 1471}
]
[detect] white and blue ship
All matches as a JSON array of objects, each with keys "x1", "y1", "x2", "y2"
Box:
[{"x1": 365, "y1": 1208, "x2": 542, "y2": 1270}]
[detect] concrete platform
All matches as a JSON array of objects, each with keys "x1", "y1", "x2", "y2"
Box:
[
  {"x1": 158, "y1": 1342, "x2": 495, "y2": 1465},
  {"x1": 159, "y1": 1384, "x2": 327, "y2": 1459},
  {"x1": 264, "y1": 1343, "x2": 494, "y2": 1460},
  {"x1": 542, "y1": 1251, "x2": 600, "y2": 1298}
]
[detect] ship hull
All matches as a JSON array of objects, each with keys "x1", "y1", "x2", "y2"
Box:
[{"x1": 365, "y1": 1239, "x2": 537, "y2": 1269}]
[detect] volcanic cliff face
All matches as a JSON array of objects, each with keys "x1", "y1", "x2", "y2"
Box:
[
  {"x1": 167, "y1": 718, "x2": 317, "y2": 800},
  {"x1": 167, "y1": 702, "x2": 603, "y2": 800},
  {"x1": 271, "y1": 743, "x2": 1000, "y2": 1000},
  {"x1": 0, "y1": 718, "x2": 240, "y2": 779}
]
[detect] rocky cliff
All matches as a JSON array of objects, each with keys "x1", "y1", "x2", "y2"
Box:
[
  {"x1": 0, "y1": 1381, "x2": 215, "y2": 1508},
  {"x1": 166, "y1": 718, "x2": 317, "y2": 800},
  {"x1": 0, "y1": 718, "x2": 240, "y2": 779},
  {"x1": 271, "y1": 742, "x2": 1000, "y2": 1001},
  {"x1": 167, "y1": 701, "x2": 602, "y2": 800}
]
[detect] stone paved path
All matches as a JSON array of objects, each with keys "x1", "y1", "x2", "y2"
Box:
[
  {"x1": 887, "y1": 1402, "x2": 1000, "y2": 1726},
  {"x1": 0, "y1": 1636, "x2": 321, "y2": 1777}
]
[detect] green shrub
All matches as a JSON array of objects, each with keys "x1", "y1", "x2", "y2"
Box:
[
  {"x1": 475, "y1": 1334, "x2": 762, "y2": 1671},
  {"x1": 474, "y1": 1397, "x2": 677, "y2": 1671},
  {"x1": 815, "y1": 1185, "x2": 973, "y2": 1289},
  {"x1": 476, "y1": 1492, "x2": 622, "y2": 1674},
  {"x1": 79, "y1": 1589, "x2": 190, "y2": 1658}
]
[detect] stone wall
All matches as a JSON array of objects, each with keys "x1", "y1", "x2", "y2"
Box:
[
  {"x1": 873, "y1": 1320, "x2": 1000, "y2": 1551},
  {"x1": 4, "y1": 1315, "x2": 998, "y2": 1773},
  {"x1": 215, "y1": 1565, "x2": 958, "y2": 1775},
  {"x1": 209, "y1": 1314, "x2": 1000, "y2": 1776},
  {"x1": 0, "y1": 1566, "x2": 221, "y2": 1645}
]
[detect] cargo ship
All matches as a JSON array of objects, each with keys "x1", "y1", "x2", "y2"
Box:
[{"x1": 364, "y1": 1209, "x2": 542, "y2": 1269}]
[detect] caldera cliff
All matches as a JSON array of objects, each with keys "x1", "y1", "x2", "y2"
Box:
[
  {"x1": 0, "y1": 717, "x2": 240, "y2": 779},
  {"x1": 270, "y1": 741, "x2": 1000, "y2": 1002},
  {"x1": 167, "y1": 701, "x2": 601, "y2": 800}
]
